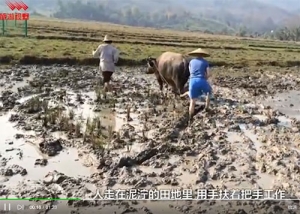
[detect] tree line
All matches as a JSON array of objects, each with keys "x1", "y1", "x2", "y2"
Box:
[
  {"x1": 271, "y1": 27, "x2": 300, "y2": 41},
  {"x1": 53, "y1": 0, "x2": 300, "y2": 41},
  {"x1": 53, "y1": 1, "x2": 234, "y2": 33}
]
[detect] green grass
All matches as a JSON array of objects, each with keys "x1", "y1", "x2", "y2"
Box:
[{"x1": 0, "y1": 17, "x2": 299, "y2": 67}]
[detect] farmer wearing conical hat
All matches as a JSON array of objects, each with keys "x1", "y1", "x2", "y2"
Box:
[
  {"x1": 92, "y1": 35, "x2": 119, "y2": 94},
  {"x1": 185, "y1": 48, "x2": 212, "y2": 120}
]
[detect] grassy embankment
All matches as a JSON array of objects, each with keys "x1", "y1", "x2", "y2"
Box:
[{"x1": 0, "y1": 17, "x2": 300, "y2": 67}]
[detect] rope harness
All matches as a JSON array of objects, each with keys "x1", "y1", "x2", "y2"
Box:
[{"x1": 152, "y1": 60, "x2": 169, "y2": 86}]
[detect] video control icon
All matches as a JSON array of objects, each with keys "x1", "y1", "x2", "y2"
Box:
[
  {"x1": 17, "y1": 204, "x2": 24, "y2": 210},
  {"x1": 3, "y1": 203, "x2": 11, "y2": 211}
]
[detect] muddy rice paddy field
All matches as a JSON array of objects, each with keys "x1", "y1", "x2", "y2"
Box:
[
  {"x1": 0, "y1": 18, "x2": 300, "y2": 214},
  {"x1": 0, "y1": 64, "x2": 299, "y2": 213}
]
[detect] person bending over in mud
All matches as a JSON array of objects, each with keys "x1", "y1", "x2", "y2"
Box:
[
  {"x1": 181, "y1": 48, "x2": 212, "y2": 121},
  {"x1": 92, "y1": 35, "x2": 119, "y2": 95}
]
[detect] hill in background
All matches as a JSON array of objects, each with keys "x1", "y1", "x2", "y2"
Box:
[
  {"x1": 0, "y1": 0, "x2": 298, "y2": 34},
  {"x1": 84, "y1": 0, "x2": 298, "y2": 32}
]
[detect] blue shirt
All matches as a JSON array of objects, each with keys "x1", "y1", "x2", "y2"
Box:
[{"x1": 189, "y1": 58, "x2": 209, "y2": 79}]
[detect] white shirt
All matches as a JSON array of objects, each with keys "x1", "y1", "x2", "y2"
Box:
[{"x1": 92, "y1": 44, "x2": 119, "y2": 72}]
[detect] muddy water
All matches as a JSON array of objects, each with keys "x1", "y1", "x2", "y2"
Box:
[
  {"x1": 263, "y1": 90, "x2": 300, "y2": 120},
  {"x1": 0, "y1": 90, "x2": 189, "y2": 213},
  {"x1": 67, "y1": 91, "x2": 142, "y2": 131},
  {"x1": 1, "y1": 89, "x2": 146, "y2": 182},
  {"x1": 2, "y1": 89, "x2": 299, "y2": 189},
  {"x1": 1, "y1": 66, "x2": 300, "y2": 213},
  {"x1": 0, "y1": 113, "x2": 93, "y2": 187},
  {"x1": 0, "y1": 76, "x2": 32, "y2": 94}
]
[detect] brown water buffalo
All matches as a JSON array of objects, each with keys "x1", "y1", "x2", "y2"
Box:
[{"x1": 146, "y1": 52, "x2": 190, "y2": 96}]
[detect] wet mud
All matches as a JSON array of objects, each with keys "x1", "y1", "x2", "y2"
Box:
[{"x1": 0, "y1": 65, "x2": 300, "y2": 213}]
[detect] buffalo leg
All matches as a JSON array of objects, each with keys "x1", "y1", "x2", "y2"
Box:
[
  {"x1": 165, "y1": 84, "x2": 169, "y2": 98},
  {"x1": 171, "y1": 85, "x2": 177, "y2": 96},
  {"x1": 179, "y1": 87, "x2": 186, "y2": 100},
  {"x1": 168, "y1": 80, "x2": 178, "y2": 97},
  {"x1": 156, "y1": 76, "x2": 165, "y2": 98},
  {"x1": 155, "y1": 75, "x2": 163, "y2": 91},
  {"x1": 171, "y1": 86, "x2": 180, "y2": 110},
  {"x1": 179, "y1": 83, "x2": 188, "y2": 95}
]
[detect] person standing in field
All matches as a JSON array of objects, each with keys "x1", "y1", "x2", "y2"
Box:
[
  {"x1": 92, "y1": 35, "x2": 119, "y2": 94},
  {"x1": 184, "y1": 48, "x2": 213, "y2": 121}
]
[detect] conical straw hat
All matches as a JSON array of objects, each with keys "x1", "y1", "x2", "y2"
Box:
[
  {"x1": 103, "y1": 35, "x2": 112, "y2": 42},
  {"x1": 188, "y1": 48, "x2": 210, "y2": 57}
]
